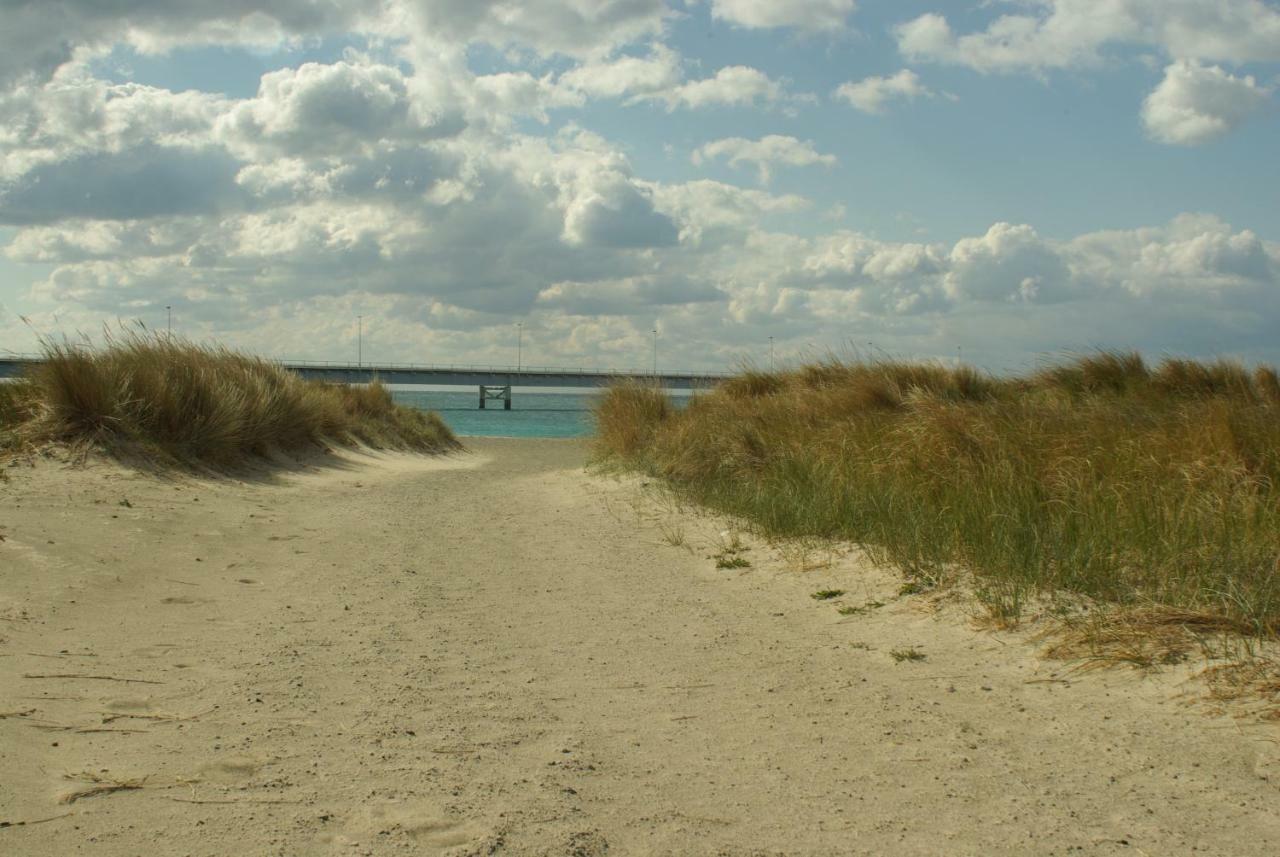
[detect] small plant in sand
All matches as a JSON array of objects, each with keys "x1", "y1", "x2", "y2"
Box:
[
  {"x1": 658, "y1": 521, "x2": 688, "y2": 548},
  {"x1": 890, "y1": 647, "x2": 927, "y2": 663},
  {"x1": 811, "y1": 589, "x2": 844, "y2": 601},
  {"x1": 837, "y1": 600, "x2": 884, "y2": 616},
  {"x1": 710, "y1": 530, "x2": 751, "y2": 568}
]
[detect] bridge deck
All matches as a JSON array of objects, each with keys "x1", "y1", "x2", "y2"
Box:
[{"x1": 0, "y1": 357, "x2": 728, "y2": 390}]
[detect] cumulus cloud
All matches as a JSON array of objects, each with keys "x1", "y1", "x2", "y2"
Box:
[
  {"x1": 561, "y1": 174, "x2": 679, "y2": 248},
  {"x1": 895, "y1": 2, "x2": 1280, "y2": 144},
  {"x1": 945, "y1": 223, "x2": 1075, "y2": 304},
  {"x1": 393, "y1": 0, "x2": 670, "y2": 60},
  {"x1": 0, "y1": 144, "x2": 245, "y2": 225},
  {"x1": 556, "y1": 45, "x2": 683, "y2": 102},
  {"x1": 555, "y1": 50, "x2": 805, "y2": 112},
  {"x1": 0, "y1": 72, "x2": 230, "y2": 179},
  {"x1": 0, "y1": 0, "x2": 384, "y2": 87},
  {"x1": 650, "y1": 180, "x2": 809, "y2": 246},
  {"x1": 219, "y1": 60, "x2": 466, "y2": 158},
  {"x1": 0, "y1": 1, "x2": 674, "y2": 89},
  {"x1": 536, "y1": 274, "x2": 724, "y2": 315},
  {"x1": 1, "y1": 3, "x2": 1278, "y2": 370},
  {"x1": 709, "y1": 0, "x2": 856, "y2": 33},
  {"x1": 658, "y1": 66, "x2": 796, "y2": 110},
  {"x1": 1141, "y1": 61, "x2": 1272, "y2": 145},
  {"x1": 8, "y1": 191, "x2": 1280, "y2": 368},
  {"x1": 691, "y1": 135, "x2": 836, "y2": 184},
  {"x1": 896, "y1": 1, "x2": 1280, "y2": 73},
  {"x1": 833, "y1": 70, "x2": 934, "y2": 114}
]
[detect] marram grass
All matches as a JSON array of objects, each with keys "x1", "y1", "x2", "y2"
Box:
[
  {"x1": 0, "y1": 333, "x2": 458, "y2": 464},
  {"x1": 594, "y1": 354, "x2": 1280, "y2": 636}
]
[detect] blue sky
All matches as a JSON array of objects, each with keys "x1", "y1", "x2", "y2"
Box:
[{"x1": 1, "y1": 1, "x2": 1278, "y2": 372}]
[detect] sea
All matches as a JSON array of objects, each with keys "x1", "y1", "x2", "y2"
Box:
[{"x1": 392, "y1": 389, "x2": 602, "y2": 439}]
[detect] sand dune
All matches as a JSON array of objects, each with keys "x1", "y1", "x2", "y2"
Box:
[{"x1": 1, "y1": 439, "x2": 1278, "y2": 855}]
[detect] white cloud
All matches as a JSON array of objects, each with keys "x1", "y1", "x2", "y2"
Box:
[
  {"x1": 555, "y1": 50, "x2": 805, "y2": 113},
  {"x1": 691, "y1": 135, "x2": 836, "y2": 184},
  {"x1": 561, "y1": 172, "x2": 679, "y2": 248},
  {"x1": 710, "y1": 0, "x2": 856, "y2": 33},
  {"x1": 0, "y1": 1, "x2": 675, "y2": 89},
  {"x1": 218, "y1": 60, "x2": 465, "y2": 158},
  {"x1": 536, "y1": 274, "x2": 724, "y2": 315},
  {"x1": 0, "y1": 6, "x2": 1278, "y2": 370},
  {"x1": 0, "y1": 71, "x2": 230, "y2": 179},
  {"x1": 833, "y1": 69, "x2": 934, "y2": 114},
  {"x1": 0, "y1": 0, "x2": 385, "y2": 87},
  {"x1": 7, "y1": 197, "x2": 1280, "y2": 368},
  {"x1": 0, "y1": 143, "x2": 245, "y2": 225},
  {"x1": 649, "y1": 180, "x2": 809, "y2": 246},
  {"x1": 896, "y1": 1, "x2": 1280, "y2": 73},
  {"x1": 471, "y1": 71, "x2": 582, "y2": 124},
  {"x1": 1069, "y1": 214, "x2": 1277, "y2": 297},
  {"x1": 659, "y1": 66, "x2": 793, "y2": 110},
  {"x1": 392, "y1": 0, "x2": 670, "y2": 60},
  {"x1": 556, "y1": 45, "x2": 683, "y2": 102},
  {"x1": 1141, "y1": 61, "x2": 1272, "y2": 145},
  {"x1": 945, "y1": 223, "x2": 1075, "y2": 304}
]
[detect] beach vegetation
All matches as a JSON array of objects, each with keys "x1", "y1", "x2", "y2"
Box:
[
  {"x1": 658, "y1": 520, "x2": 688, "y2": 548},
  {"x1": 593, "y1": 351, "x2": 1280, "y2": 641},
  {"x1": 0, "y1": 332, "x2": 458, "y2": 465},
  {"x1": 890, "y1": 647, "x2": 927, "y2": 663},
  {"x1": 837, "y1": 601, "x2": 884, "y2": 616}
]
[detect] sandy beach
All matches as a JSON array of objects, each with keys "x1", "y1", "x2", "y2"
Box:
[{"x1": 2, "y1": 438, "x2": 1278, "y2": 856}]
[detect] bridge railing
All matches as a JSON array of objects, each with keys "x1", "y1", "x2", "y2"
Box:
[
  {"x1": 2, "y1": 354, "x2": 733, "y2": 380},
  {"x1": 277, "y1": 359, "x2": 732, "y2": 378}
]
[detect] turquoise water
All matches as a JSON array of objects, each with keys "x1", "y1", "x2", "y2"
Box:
[{"x1": 392, "y1": 390, "x2": 599, "y2": 438}]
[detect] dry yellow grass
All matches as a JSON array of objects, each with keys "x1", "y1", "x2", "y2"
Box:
[
  {"x1": 594, "y1": 352, "x2": 1280, "y2": 639},
  {"x1": 0, "y1": 333, "x2": 458, "y2": 465}
]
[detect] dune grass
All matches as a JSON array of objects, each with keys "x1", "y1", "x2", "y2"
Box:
[
  {"x1": 594, "y1": 353, "x2": 1280, "y2": 638},
  {"x1": 0, "y1": 333, "x2": 458, "y2": 465}
]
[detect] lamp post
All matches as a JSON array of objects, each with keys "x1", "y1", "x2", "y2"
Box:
[
  {"x1": 651, "y1": 328, "x2": 658, "y2": 376},
  {"x1": 166, "y1": 305, "x2": 172, "y2": 337},
  {"x1": 357, "y1": 315, "x2": 363, "y2": 368},
  {"x1": 517, "y1": 322, "x2": 523, "y2": 371}
]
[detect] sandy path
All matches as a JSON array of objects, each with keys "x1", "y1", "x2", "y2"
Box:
[{"x1": 2, "y1": 438, "x2": 1278, "y2": 856}]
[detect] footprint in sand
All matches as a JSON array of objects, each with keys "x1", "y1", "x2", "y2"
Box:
[
  {"x1": 340, "y1": 802, "x2": 489, "y2": 849},
  {"x1": 198, "y1": 755, "x2": 263, "y2": 783},
  {"x1": 103, "y1": 696, "x2": 157, "y2": 714},
  {"x1": 131, "y1": 642, "x2": 181, "y2": 659}
]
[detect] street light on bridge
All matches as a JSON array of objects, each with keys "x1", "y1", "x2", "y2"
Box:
[{"x1": 517, "y1": 322, "x2": 523, "y2": 371}]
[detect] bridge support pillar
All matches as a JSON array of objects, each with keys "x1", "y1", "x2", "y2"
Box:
[{"x1": 479, "y1": 385, "x2": 512, "y2": 410}]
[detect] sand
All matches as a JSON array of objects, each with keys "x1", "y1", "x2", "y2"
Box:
[{"x1": 1, "y1": 437, "x2": 1278, "y2": 856}]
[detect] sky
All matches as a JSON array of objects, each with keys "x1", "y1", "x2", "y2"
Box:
[{"x1": 0, "y1": 1, "x2": 1278, "y2": 373}]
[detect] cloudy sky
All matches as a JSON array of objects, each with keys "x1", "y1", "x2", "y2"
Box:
[{"x1": 1, "y1": 0, "x2": 1278, "y2": 372}]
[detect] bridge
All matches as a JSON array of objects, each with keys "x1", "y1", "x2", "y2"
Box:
[{"x1": 0, "y1": 356, "x2": 730, "y2": 408}]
